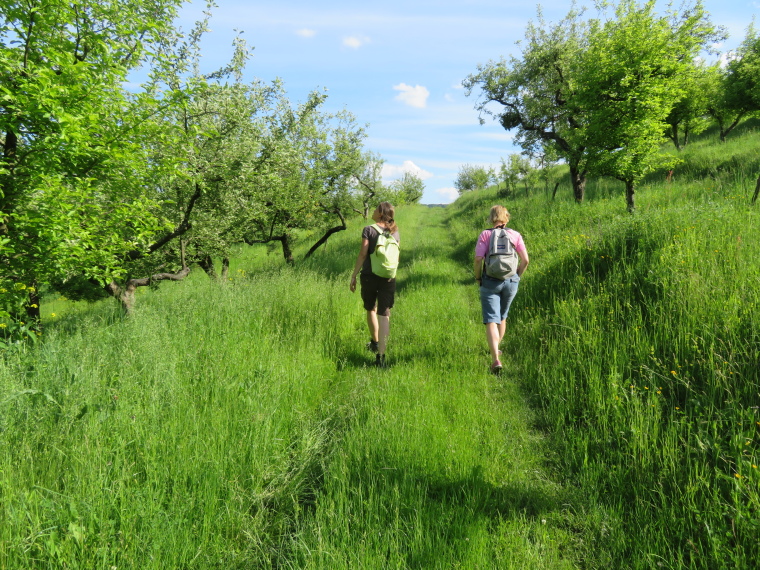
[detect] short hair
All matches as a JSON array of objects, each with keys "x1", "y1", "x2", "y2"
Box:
[{"x1": 489, "y1": 205, "x2": 510, "y2": 226}]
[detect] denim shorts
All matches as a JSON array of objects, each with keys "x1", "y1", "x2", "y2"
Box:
[{"x1": 480, "y1": 274, "x2": 520, "y2": 324}]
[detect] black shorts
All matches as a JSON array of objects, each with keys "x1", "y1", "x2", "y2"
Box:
[{"x1": 360, "y1": 273, "x2": 396, "y2": 317}]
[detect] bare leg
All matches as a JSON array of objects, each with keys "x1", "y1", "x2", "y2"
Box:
[
  {"x1": 378, "y1": 315, "x2": 390, "y2": 354},
  {"x1": 485, "y1": 323, "x2": 501, "y2": 364},
  {"x1": 367, "y1": 309, "x2": 379, "y2": 342},
  {"x1": 498, "y1": 320, "x2": 506, "y2": 352}
]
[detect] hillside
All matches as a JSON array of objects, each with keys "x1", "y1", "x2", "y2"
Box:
[{"x1": 1, "y1": 124, "x2": 758, "y2": 568}]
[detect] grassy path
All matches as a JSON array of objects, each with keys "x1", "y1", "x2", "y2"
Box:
[
  {"x1": 286, "y1": 206, "x2": 581, "y2": 568},
  {"x1": 9, "y1": 130, "x2": 759, "y2": 568},
  {"x1": 2, "y1": 205, "x2": 590, "y2": 569}
]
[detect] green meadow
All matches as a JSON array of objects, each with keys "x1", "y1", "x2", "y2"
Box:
[{"x1": 1, "y1": 124, "x2": 759, "y2": 568}]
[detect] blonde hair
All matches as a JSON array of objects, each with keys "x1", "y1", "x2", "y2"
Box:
[
  {"x1": 489, "y1": 205, "x2": 510, "y2": 226},
  {"x1": 376, "y1": 202, "x2": 398, "y2": 233}
]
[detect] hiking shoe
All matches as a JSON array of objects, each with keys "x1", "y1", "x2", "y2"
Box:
[
  {"x1": 491, "y1": 361, "x2": 503, "y2": 375},
  {"x1": 375, "y1": 354, "x2": 387, "y2": 368},
  {"x1": 367, "y1": 340, "x2": 379, "y2": 353}
]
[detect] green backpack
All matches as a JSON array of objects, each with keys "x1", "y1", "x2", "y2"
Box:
[{"x1": 370, "y1": 224, "x2": 400, "y2": 279}]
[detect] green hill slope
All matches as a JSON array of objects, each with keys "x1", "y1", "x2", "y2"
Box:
[
  {"x1": 446, "y1": 135, "x2": 760, "y2": 567},
  {"x1": 1, "y1": 206, "x2": 584, "y2": 568},
  {"x1": 2, "y1": 124, "x2": 759, "y2": 568}
]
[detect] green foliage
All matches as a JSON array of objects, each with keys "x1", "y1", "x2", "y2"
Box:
[
  {"x1": 454, "y1": 163, "x2": 493, "y2": 194},
  {"x1": 349, "y1": 151, "x2": 386, "y2": 218},
  {"x1": 389, "y1": 172, "x2": 425, "y2": 204},
  {"x1": 0, "y1": 282, "x2": 39, "y2": 349},
  {"x1": 498, "y1": 154, "x2": 538, "y2": 197},
  {"x1": 665, "y1": 61, "x2": 714, "y2": 150},
  {"x1": 0, "y1": 0, "x2": 184, "y2": 288},
  {"x1": 0, "y1": 2, "x2": 371, "y2": 317},
  {"x1": 463, "y1": 5, "x2": 592, "y2": 201},
  {"x1": 465, "y1": 0, "x2": 723, "y2": 209},
  {"x1": 705, "y1": 25, "x2": 760, "y2": 141}
]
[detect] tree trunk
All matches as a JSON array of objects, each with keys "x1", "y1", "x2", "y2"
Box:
[
  {"x1": 719, "y1": 113, "x2": 745, "y2": 142},
  {"x1": 106, "y1": 265, "x2": 191, "y2": 315},
  {"x1": 625, "y1": 180, "x2": 635, "y2": 213},
  {"x1": 198, "y1": 255, "x2": 217, "y2": 279},
  {"x1": 281, "y1": 234, "x2": 294, "y2": 265},
  {"x1": 569, "y1": 165, "x2": 586, "y2": 203},
  {"x1": 551, "y1": 182, "x2": 560, "y2": 200},
  {"x1": 221, "y1": 257, "x2": 230, "y2": 280},
  {"x1": 752, "y1": 173, "x2": 760, "y2": 205},
  {"x1": 120, "y1": 281, "x2": 139, "y2": 315},
  {"x1": 669, "y1": 124, "x2": 681, "y2": 151},
  {"x1": 305, "y1": 225, "x2": 347, "y2": 258},
  {"x1": 26, "y1": 282, "x2": 41, "y2": 329},
  {"x1": 0, "y1": 130, "x2": 18, "y2": 214}
]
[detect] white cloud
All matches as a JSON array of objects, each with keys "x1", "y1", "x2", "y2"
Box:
[
  {"x1": 435, "y1": 187, "x2": 459, "y2": 203},
  {"x1": 393, "y1": 83, "x2": 430, "y2": 109},
  {"x1": 382, "y1": 160, "x2": 434, "y2": 181},
  {"x1": 343, "y1": 35, "x2": 370, "y2": 49},
  {"x1": 296, "y1": 29, "x2": 316, "y2": 38}
]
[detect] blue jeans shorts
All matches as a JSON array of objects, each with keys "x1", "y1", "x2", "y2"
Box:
[{"x1": 480, "y1": 274, "x2": 520, "y2": 324}]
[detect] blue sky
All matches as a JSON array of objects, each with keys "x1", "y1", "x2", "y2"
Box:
[{"x1": 177, "y1": 0, "x2": 753, "y2": 204}]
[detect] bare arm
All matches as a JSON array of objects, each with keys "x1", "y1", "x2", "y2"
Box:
[
  {"x1": 474, "y1": 256, "x2": 484, "y2": 284},
  {"x1": 517, "y1": 248, "x2": 529, "y2": 277},
  {"x1": 350, "y1": 238, "x2": 370, "y2": 292}
]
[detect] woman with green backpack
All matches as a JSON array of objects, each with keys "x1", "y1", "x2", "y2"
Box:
[{"x1": 349, "y1": 202, "x2": 400, "y2": 368}]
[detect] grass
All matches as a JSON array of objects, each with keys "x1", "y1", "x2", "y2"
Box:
[
  {"x1": 0, "y1": 207, "x2": 581, "y2": 568},
  {"x1": 1, "y1": 123, "x2": 759, "y2": 568},
  {"x1": 447, "y1": 122, "x2": 760, "y2": 567}
]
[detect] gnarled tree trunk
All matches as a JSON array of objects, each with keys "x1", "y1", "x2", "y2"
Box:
[
  {"x1": 106, "y1": 242, "x2": 191, "y2": 314},
  {"x1": 570, "y1": 165, "x2": 587, "y2": 203},
  {"x1": 625, "y1": 180, "x2": 635, "y2": 213},
  {"x1": 198, "y1": 255, "x2": 217, "y2": 279}
]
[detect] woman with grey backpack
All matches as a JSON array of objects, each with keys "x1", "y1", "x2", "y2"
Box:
[{"x1": 473, "y1": 205, "x2": 529, "y2": 374}]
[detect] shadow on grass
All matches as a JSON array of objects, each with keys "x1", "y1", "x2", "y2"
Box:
[{"x1": 354, "y1": 459, "x2": 570, "y2": 568}]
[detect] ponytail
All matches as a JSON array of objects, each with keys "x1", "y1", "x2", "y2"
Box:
[{"x1": 377, "y1": 202, "x2": 398, "y2": 233}]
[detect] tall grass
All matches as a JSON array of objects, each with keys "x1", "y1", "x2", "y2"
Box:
[
  {"x1": 2, "y1": 123, "x2": 758, "y2": 568},
  {"x1": 1, "y1": 268, "x2": 359, "y2": 567},
  {"x1": 447, "y1": 125, "x2": 759, "y2": 567},
  {"x1": 1, "y1": 207, "x2": 583, "y2": 568}
]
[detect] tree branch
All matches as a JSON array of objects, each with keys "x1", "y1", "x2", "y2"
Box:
[{"x1": 304, "y1": 209, "x2": 347, "y2": 258}]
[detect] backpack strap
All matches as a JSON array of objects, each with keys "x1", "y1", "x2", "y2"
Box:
[{"x1": 491, "y1": 226, "x2": 515, "y2": 247}]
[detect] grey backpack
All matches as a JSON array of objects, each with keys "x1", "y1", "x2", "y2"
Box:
[{"x1": 484, "y1": 227, "x2": 518, "y2": 280}]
